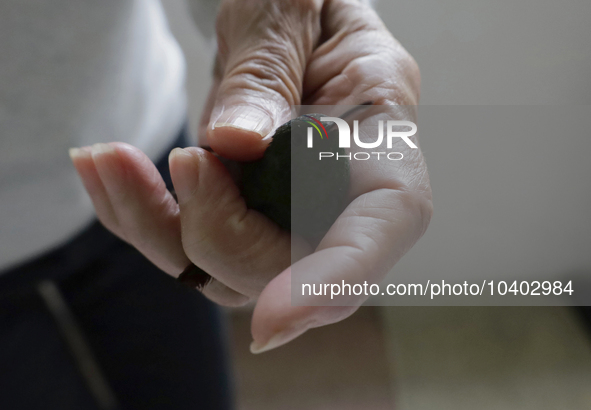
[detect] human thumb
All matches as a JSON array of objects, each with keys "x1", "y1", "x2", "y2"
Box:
[{"x1": 206, "y1": 0, "x2": 322, "y2": 161}]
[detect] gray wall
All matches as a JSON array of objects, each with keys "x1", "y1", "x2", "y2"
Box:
[
  {"x1": 374, "y1": 0, "x2": 591, "y2": 297},
  {"x1": 382, "y1": 0, "x2": 591, "y2": 105}
]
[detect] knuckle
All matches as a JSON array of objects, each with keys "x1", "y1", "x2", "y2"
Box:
[
  {"x1": 217, "y1": 211, "x2": 266, "y2": 263},
  {"x1": 337, "y1": 34, "x2": 421, "y2": 105},
  {"x1": 224, "y1": 47, "x2": 302, "y2": 105},
  {"x1": 216, "y1": 0, "x2": 321, "y2": 105},
  {"x1": 396, "y1": 187, "x2": 433, "y2": 240}
]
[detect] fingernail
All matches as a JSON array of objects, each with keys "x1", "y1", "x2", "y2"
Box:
[
  {"x1": 91, "y1": 143, "x2": 115, "y2": 157},
  {"x1": 168, "y1": 148, "x2": 200, "y2": 204},
  {"x1": 212, "y1": 106, "x2": 273, "y2": 138},
  {"x1": 169, "y1": 147, "x2": 193, "y2": 161},
  {"x1": 69, "y1": 146, "x2": 92, "y2": 161},
  {"x1": 249, "y1": 326, "x2": 308, "y2": 354},
  {"x1": 68, "y1": 147, "x2": 82, "y2": 160}
]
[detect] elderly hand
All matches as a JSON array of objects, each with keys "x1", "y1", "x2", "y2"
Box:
[{"x1": 69, "y1": 0, "x2": 432, "y2": 353}]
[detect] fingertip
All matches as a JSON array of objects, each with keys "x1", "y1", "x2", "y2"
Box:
[
  {"x1": 169, "y1": 146, "x2": 193, "y2": 162},
  {"x1": 89, "y1": 143, "x2": 124, "y2": 180},
  {"x1": 68, "y1": 145, "x2": 122, "y2": 234},
  {"x1": 69, "y1": 146, "x2": 97, "y2": 183},
  {"x1": 68, "y1": 146, "x2": 92, "y2": 167},
  {"x1": 90, "y1": 142, "x2": 116, "y2": 158},
  {"x1": 207, "y1": 125, "x2": 269, "y2": 161},
  {"x1": 169, "y1": 146, "x2": 207, "y2": 163},
  {"x1": 68, "y1": 147, "x2": 83, "y2": 161},
  {"x1": 203, "y1": 280, "x2": 252, "y2": 308},
  {"x1": 169, "y1": 148, "x2": 204, "y2": 204},
  {"x1": 250, "y1": 270, "x2": 312, "y2": 352},
  {"x1": 251, "y1": 267, "x2": 360, "y2": 353},
  {"x1": 92, "y1": 142, "x2": 168, "y2": 195},
  {"x1": 108, "y1": 142, "x2": 156, "y2": 172},
  {"x1": 250, "y1": 327, "x2": 308, "y2": 354},
  {"x1": 168, "y1": 147, "x2": 193, "y2": 176}
]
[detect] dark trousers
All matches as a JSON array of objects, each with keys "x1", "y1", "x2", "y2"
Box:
[{"x1": 0, "y1": 127, "x2": 233, "y2": 410}]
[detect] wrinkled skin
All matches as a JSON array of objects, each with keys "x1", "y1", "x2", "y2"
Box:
[{"x1": 69, "y1": 0, "x2": 432, "y2": 353}]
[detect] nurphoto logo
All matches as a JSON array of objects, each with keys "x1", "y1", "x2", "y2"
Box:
[{"x1": 306, "y1": 116, "x2": 418, "y2": 161}]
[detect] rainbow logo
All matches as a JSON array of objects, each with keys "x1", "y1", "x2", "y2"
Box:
[{"x1": 303, "y1": 115, "x2": 329, "y2": 139}]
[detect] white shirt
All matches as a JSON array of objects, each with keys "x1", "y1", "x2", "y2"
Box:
[{"x1": 0, "y1": 0, "x2": 187, "y2": 271}]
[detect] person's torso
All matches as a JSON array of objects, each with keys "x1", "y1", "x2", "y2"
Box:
[{"x1": 0, "y1": 0, "x2": 187, "y2": 271}]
